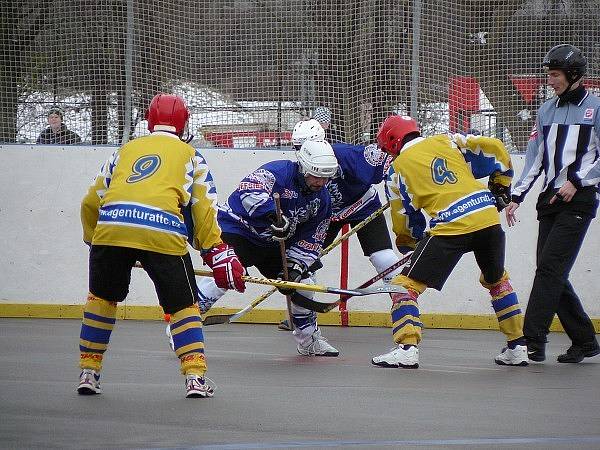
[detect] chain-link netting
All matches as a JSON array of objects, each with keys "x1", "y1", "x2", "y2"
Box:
[{"x1": 2, "y1": 0, "x2": 599, "y2": 149}]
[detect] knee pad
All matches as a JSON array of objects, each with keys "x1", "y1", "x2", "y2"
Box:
[
  {"x1": 196, "y1": 276, "x2": 226, "y2": 313},
  {"x1": 390, "y1": 274, "x2": 426, "y2": 295},
  {"x1": 480, "y1": 270, "x2": 512, "y2": 298},
  {"x1": 295, "y1": 274, "x2": 316, "y2": 300},
  {"x1": 369, "y1": 249, "x2": 402, "y2": 282}
]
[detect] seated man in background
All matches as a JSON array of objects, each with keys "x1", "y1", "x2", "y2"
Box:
[{"x1": 37, "y1": 108, "x2": 82, "y2": 145}]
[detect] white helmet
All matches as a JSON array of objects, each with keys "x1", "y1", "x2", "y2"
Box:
[
  {"x1": 297, "y1": 140, "x2": 338, "y2": 178},
  {"x1": 292, "y1": 119, "x2": 325, "y2": 148}
]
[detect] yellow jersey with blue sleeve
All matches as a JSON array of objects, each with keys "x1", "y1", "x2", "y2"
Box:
[
  {"x1": 81, "y1": 132, "x2": 222, "y2": 256},
  {"x1": 386, "y1": 134, "x2": 513, "y2": 246}
]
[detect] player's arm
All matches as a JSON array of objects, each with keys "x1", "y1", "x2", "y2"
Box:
[
  {"x1": 80, "y1": 150, "x2": 119, "y2": 244},
  {"x1": 384, "y1": 167, "x2": 426, "y2": 253},
  {"x1": 189, "y1": 150, "x2": 245, "y2": 292},
  {"x1": 188, "y1": 151, "x2": 222, "y2": 251}
]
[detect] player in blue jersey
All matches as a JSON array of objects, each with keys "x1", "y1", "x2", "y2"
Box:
[
  {"x1": 179, "y1": 139, "x2": 341, "y2": 356},
  {"x1": 505, "y1": 44, "x2": 600, "y2": 363},
  {"x1": 275, "y1": 119, "x2": 404, "y2": 331},
  {"x1": 372, "y1": 115, "x2": 528, "y2": 368},
  {"x1": 77, "y1": 94, "x2": 246, "y2": 398}
]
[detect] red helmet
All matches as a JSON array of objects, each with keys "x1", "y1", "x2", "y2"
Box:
[
  {"x1": 376, "y1": 115, "x2": 420, "y2": 156},
  {"x1": 145, "y1": 93, "x2": 189, "y2": 136}
]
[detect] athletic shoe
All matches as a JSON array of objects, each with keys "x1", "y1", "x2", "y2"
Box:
[
  {"x1": 77, "y1": 368, "x2": 101, "y2": 395},
  {"x1": 166, "y1": 323, "x2": 174, "y2": 352},
  {"x1": 278, "y1": 319, "x2": 292, "y2": 331},
  {"x1": 526, "y1": 340, "x2": 546, "y2": 362},
  {"x1": 494, "y1": 345, "x2": 528, "y2": 366},
  {"x1": 297, "y1": 328, "x2": 339, "y2": 357},
  {"x1": 185, "y1": 375, "x2": 214, "y2": 398},
  {"x1": 557, "y1": 340, "x2": 600, "y2": 363},
  {"x1": 371, "y1": 345, "x2": 419, "y2": 368}
]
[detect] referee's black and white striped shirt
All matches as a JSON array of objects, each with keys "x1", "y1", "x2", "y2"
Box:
[{"x1": 512, "y1": 87, "x2": 600, "y2": 203}]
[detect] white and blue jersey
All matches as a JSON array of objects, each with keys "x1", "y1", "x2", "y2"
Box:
[
  {"x1": 218, "y1": 160, "x2": 332, "y2": 270},
  {"x1": 512, "y1": 88, "x2": 600, "y2": 204},
  {"x1": 327, "y1": 143, "x2": 394, "y2": 222}
]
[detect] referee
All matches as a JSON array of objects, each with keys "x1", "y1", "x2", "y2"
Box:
[{"x1": 505, "y1": 44, "x2": 600, "y2": 363}]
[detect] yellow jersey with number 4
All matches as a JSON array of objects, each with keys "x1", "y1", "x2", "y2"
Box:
[{"x1": 386, "y1": 134, "x2": 513, "y2": 245}]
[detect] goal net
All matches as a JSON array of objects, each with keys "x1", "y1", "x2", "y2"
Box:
[{"x1": 2, "y1": 0, "x2": 599, "y2": 150}]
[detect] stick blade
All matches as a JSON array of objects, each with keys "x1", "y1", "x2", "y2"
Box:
[
  {"x1": 202, "y1": 314, "x2": 232, "y2": 326},
  {"x1": 354, "y1": 285, "x2": 407, "y2": 296}
]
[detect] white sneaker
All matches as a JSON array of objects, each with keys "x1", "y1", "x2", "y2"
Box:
[
  {"x1": 494, "y1": 345, "x2": 528, "y2": 366},
  {"x1": 77, "y1": 368, "x2": 102, "y2": 395},
  {"x1": 166, "y1": 324, "x2": 174, "y2": 351},
  {"x1": 372, "y1": 345, "x2": 419, "y2": 368},
  {"x1": 297, "y1": 328, "x2": 339, "y2": 357},
  {"x1": 185, "y1": 375, "x2": 214, "y2": 398}
]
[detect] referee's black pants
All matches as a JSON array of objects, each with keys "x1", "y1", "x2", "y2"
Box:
[{"x1": 523, "y1": 209, "x2": 596, "y2": 346}]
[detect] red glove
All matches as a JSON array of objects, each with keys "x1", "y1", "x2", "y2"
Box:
[{"x1": 202, "y1": 243, "x2": 246, "y2": 292}]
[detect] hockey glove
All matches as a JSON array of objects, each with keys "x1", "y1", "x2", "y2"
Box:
[
  {"x1": 268, "y1": 213, "x2": 292, "y2": 242},
  {"x1": 277, "y1": 260, "x2": 305, "y2": 296},
  {"x1": 202, "y1": 243, "x2": 246, "y2": 292},
  {"x1": 488, "y1": 181, "x2": 511, "y2": 211}
]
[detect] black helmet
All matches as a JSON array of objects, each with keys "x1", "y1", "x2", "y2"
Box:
[{"x1": 542, "y1": 44, "x2": 587, "y2": 83}]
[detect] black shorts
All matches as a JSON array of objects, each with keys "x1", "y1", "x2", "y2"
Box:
[
  {"x1": 221, "y1": 233, "x2": 283, "y2": 279},
  {"x1": 325, "y1": 213, "x2": 394, "y2": 256},
  {"x1": 402, "y1": 224, "x2": 506, "y2": 290},
  {"x1": 88, "y1": 245, "x2": 199, "y2": 314}
]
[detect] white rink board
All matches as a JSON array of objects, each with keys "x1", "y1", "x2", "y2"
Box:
[{"x1": 0, "y1": 144, "x2": 599, "y2": 316}]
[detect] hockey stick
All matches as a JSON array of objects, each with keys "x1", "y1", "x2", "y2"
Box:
[
  {"x1": 273, "y1": 192, "x2": 295, "y2": 331},
  {"x1": 319, "y1": 250, "x2": 413, "y2": 313},
  {"x1": 226, "y1": 201, "x2": 392, "y2": 322},
  {"x1": 202, "y1": 251, "x2": 412, "y2": 325},
  {"x1": 203, "y1": 288, "x2": 275, "y2": 325}
]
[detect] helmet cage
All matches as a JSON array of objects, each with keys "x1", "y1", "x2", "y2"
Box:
[{"x1": 296, "y1": 140, "x2": 338, "y2": 178}]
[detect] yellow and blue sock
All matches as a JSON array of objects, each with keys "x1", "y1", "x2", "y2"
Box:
[
  {"x1": 480, "y1": 271, "x2": 525, "y2": 346},
  {"x1": 79, "y1": 293, "x2": 117, "y2": 372},
  {"x1": 169, "y1": 306, "x2": 207, "y2": 376}
]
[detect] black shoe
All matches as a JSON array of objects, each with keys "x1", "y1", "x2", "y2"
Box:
[
  {"x1": 557, "y1": 340, "x2": 600, "y2": 363},
  {"x1": 526, "y1": 341, "x2": 546, "y2": 362}
]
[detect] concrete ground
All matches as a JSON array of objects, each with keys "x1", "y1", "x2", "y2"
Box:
[{"x1": 1, "y1": 318, "x2": 599, "y2": 450}]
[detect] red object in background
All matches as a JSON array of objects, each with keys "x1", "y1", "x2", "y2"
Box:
[
  {"x1": 204, "y1": 131, "x2": 292, "y2": 148},
  {"x1": 449, "y1": 76, "x2": 481, "y2": 133},
  {"x1": 449, "y1": 76, "x2": 600, "y2": 133},
  {"x1": 339, "y1": 224, "x2": 350, "y2": 327}
]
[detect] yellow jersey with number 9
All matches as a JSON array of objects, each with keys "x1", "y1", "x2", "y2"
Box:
[{"x1": 81, "y1": 132, "x2": 222, "y2": 256}]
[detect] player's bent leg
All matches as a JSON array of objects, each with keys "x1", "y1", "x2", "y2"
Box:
[
  {"x1": 372, "y1": 275, "x2": 424, "y2": 369},
  {"x1": 290, "y1": 291, "x2": 339, "y2": 357},
  {"x1": 78, "y1": 293, "x2": 117, "y2": 395},
  {"x1": 169, "y1": 305, "x2": 214, "y2": 398},
  {"x1": 368, "y1": 249, "x2": 403, "y2": 283},
  {"x1": 480, "y1": 272, "x2": 528, "y2": 366},
  {"x1": 197, "y1": 276, "x2": 227, "y2": 314}
]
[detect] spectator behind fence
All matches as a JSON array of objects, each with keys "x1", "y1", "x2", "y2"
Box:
[
  {"x1": 36, "y1": 108, "x2": 82, "y2": 145},
  {"x1": 312, "y1": 106, "x2": 345, "y2": 143}
]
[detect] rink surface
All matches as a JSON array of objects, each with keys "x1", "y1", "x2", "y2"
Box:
[{"x1": 1, "y1": 318, "x2": 599, "y2": 450}]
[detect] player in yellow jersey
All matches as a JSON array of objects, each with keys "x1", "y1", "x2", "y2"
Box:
[
  {"x1": 372, "y1": 115, "x2": 528, "y2": 368},
  {"x1": 77, "y1": 93, "x2": 245, "y2": 398}
]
